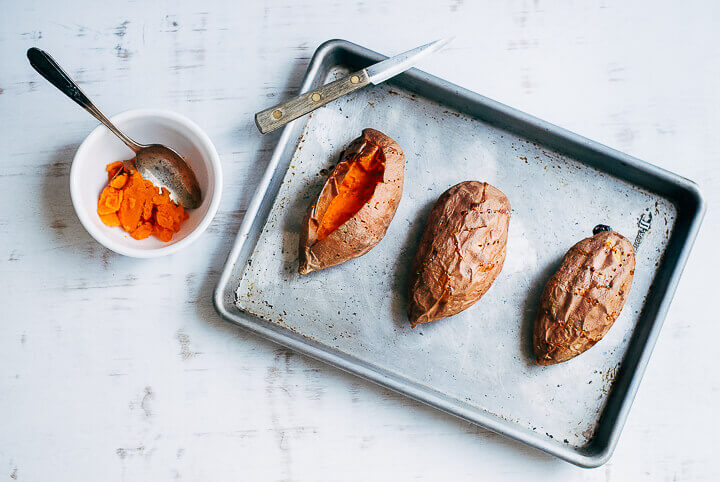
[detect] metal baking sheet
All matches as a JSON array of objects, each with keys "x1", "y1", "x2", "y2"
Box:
[{"x1": 214, "y1": 40, "x2": 704, "y2": 467}]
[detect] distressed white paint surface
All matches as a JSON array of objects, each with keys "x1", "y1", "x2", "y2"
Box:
[{"x1": 0, "y1": 1, "x2": 718, "y2": 481}]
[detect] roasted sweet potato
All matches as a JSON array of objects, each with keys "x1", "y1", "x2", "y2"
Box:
[
  {"x1": 407, "y1": 181, "x2": 511, "y2": 326},
  {"x1": 533, "y1": 226, "x2": 635, "y2": 366},
  {"x1": 298, "y1": 129, "x2": 405, "y2": 274}
]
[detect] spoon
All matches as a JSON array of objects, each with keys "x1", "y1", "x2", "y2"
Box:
[{"x1": 27, "y1": 48, "x2": 202, "y2": 209}]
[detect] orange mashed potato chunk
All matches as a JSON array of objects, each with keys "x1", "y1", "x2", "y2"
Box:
[{"x1": 97, "y1": 160, "x2": 190, "y2": 242}]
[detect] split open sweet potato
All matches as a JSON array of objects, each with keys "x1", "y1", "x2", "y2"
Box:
[{"x1": 298, "y1": 128, "x2": 405, "y2": 274}]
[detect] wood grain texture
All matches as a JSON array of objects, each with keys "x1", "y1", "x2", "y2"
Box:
[
  {"x1": 255, "y1": 69, "x2": 369, "y2": 133},
  {"x1": 0, "y1": 0, "x2": 718, "y2": 481}
]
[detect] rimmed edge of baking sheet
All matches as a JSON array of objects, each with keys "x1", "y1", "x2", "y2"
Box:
[{"x1": 214, "y1": 39, "x2": 705, "y2": 467}]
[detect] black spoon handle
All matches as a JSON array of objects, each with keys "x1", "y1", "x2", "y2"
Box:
[
  {"x1": 26, "y1": 47, "x2": 142, "y2": 151},
  {"x1": 27, "y1": 47, "x2": 94, "y2": 109}
]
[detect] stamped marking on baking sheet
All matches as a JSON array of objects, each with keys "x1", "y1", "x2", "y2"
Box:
[{"x1": 633, "y1": 212, "x2": 653, "y2": 251}]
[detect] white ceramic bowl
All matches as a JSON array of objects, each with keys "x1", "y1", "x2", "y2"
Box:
[{"x1": 70, "y1": 109, "x2": 222, "y2": 257}]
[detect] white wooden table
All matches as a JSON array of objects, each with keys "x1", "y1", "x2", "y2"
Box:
[{"x1": 1, "y1": 1, "x2": 718, "y2": 480}]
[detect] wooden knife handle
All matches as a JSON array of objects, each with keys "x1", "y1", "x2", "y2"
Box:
[{"x1": 255, "y1": 69, "x2": 370, "y2": 134}]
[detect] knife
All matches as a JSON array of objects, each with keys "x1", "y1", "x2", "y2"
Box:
[{"x1": 254, "y1": 38, "x2": 453, "y2": 134}]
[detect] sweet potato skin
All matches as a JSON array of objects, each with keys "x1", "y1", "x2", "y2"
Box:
[
  {"x1": 533, "y1": 230, "x2": 635, "y2": 366},
  {"x1": 298, "y1": 129, "x2": 405, "y2": 274},
  {"x1": 407, "y1": 181, "x2": 511, "y2": 326}
]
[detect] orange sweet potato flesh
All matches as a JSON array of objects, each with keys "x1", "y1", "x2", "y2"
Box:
[
  {"x1": 99, "y1": 212, "x2": 120, "y2": 227},
  {"x1": 155, "y1": 202, "x2": 187, "y2": 232},
  {"x1": 130, "y1": 222, "x2": 154, "y2": 240},
  {"x1": 117, "y1": 172, "x2": 149, "y2": 232},
  {"x1": 97, "y1": 186, "x2": 123, "y2": 215},
  {"x1": 153, "y1": 187, "x2": 171, "y2": 205},
  {"x1": 298, "y1": 128, "x2": 405, "y2": 275},
  {"x1": 106, "y1": 161, "x2": 124, "y2": 181},
  {"x1": 109, "y1": 173, "x2": 128, "y2": 189},
  {"x1": 315, "y1": 147, "x2": 384, "y2": 241},
  {"x1": 153, "y1": 224, "x2": 174, "y2": 242},
  {"x1": 98, "y1": 161, "x2": 190, "y2": 242}
]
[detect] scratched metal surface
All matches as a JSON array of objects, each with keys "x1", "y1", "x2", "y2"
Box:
[{"x1": 232, "y1": 63, "x2": 676, "y2": 450}]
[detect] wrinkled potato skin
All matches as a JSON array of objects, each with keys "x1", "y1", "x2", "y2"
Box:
[
  {"x1": 533, "y1": 230, "x2": 635, "y2": 366},
  {"x1": 298, "y1": 128, "x2": 405, "y2": 274},
  {"x1": 408, "y1": 181, "x2": 511, "y2": 326}
]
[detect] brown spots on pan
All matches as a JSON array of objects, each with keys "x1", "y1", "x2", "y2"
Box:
[
  {"x1": 601, "y1": 364, "x2": 619, "y2": 394},
  {"x1": 581, "y1": 425, "x2": 595, "y2": 440},
  {"x1": 8, "y1": 250, "x2": 20, "y2": 261},
  {"x1": 10, "y1": 467, "x2": 17, "y2": 479}
]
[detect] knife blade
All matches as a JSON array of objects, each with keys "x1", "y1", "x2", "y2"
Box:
[
  {"x1": 254, "y1": 38, "x2": 453, "y2": 134},
  {"x1": 366, "y1": 38, "x2": 453, "y2": 84}
]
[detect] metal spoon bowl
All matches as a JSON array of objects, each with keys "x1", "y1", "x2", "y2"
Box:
[{"x1": 27, "y1": 47, "x2": 201, "y2": 209}]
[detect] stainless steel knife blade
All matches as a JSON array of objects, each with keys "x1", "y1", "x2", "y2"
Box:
[{"x1": 366, "y1": 38, "x2": 453, "y2": 84}]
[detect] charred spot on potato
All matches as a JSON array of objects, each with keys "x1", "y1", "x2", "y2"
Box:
[{"x1": 593, "y1": 224, "x2": 612, "y2": 235}]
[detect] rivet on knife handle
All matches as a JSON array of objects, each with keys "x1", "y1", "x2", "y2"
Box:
[{"x1": 254, "y1": 69, "x2": 370, "y2": 134}]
